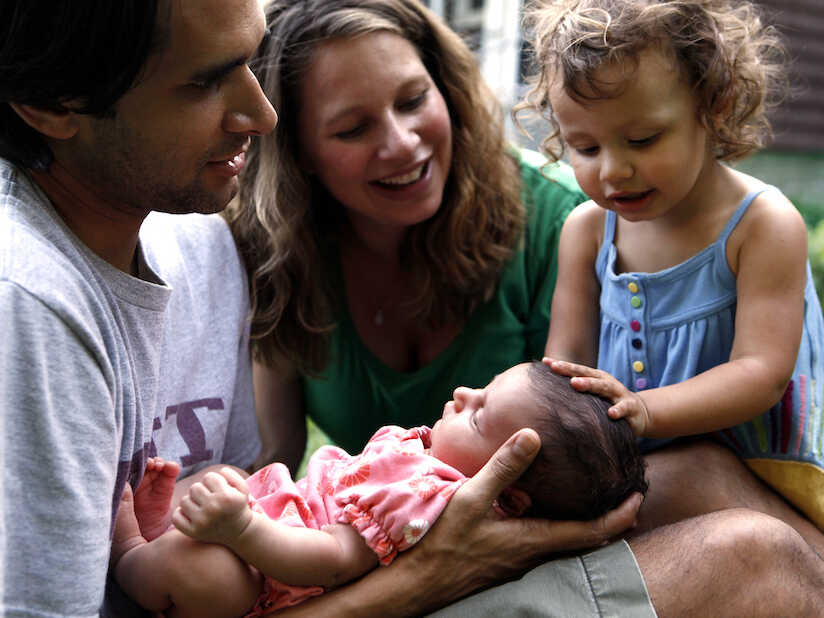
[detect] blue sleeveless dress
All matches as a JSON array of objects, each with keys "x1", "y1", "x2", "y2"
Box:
[{"x1": 595, "y1": 186, "x2": 824, "y2": 528}]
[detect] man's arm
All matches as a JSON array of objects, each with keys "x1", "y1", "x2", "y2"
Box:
[
  {"x1": 272, "y1": 429, "x2": 642, "y2": 617},
  {"x1": 1, "y1": 285, "x2": 118, "y2": 616}
]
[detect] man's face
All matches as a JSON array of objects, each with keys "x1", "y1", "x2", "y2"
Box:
[{"x1": 64, "y1": 0, "x2": 277, "y2": 215}]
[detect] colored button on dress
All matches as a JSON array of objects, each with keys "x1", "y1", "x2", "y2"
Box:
[{"x1": 632, "y1": 360, "x2": 644, "y2": 373}]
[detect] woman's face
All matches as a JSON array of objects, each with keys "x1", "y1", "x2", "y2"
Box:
[{"x1": 297, "y1": 31, "x2": 453, "y2": 236}]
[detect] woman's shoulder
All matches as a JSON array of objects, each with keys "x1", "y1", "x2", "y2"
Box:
[{"x1": 515, "y1": 148, "x2": 587, "y2": 205}]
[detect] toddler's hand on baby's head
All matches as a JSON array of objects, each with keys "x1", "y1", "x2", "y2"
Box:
[
  {"x1": 171, "y1": 466, "x2": 253, "y2": 546},
  {"x1": 543, "y1": 357, "x2": 650, "y2": 435},
  {"x1": 605, "y1": 393, "x2": 649, "y2": 436}
]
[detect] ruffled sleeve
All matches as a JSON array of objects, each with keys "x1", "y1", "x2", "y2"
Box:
[{"x1": 330, "y1": 426, "x2": 467, "y2": 565}]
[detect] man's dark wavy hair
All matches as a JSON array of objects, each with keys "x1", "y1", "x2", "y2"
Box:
[
  {"x1": 0, "y1": 1, "x2": 160, "y2": 170},
  {"x1": 516, "y1": 362, "x2": 648, "y2": 520}
]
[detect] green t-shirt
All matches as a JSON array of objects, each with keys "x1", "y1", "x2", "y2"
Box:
[{"x1": 303, "y1": 150, "x2": 586, "y2": 453}]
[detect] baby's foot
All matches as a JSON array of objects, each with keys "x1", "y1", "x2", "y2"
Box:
[
  {"x1": 111, "y1": 483, "x2": 147, "y2": 569},
  {"x1": 134, "y1": 457, "x2": 180, "y2": 541}
]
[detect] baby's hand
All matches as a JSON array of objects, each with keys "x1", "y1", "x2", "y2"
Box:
[
  {"x1": 543, "y1": 358, "x2": 650, "y2": 435},
  {"x1": 171, "y1": 467, "x2": 253, "y2": 547}
]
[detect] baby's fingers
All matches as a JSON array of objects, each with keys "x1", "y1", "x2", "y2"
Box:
[{"x1": 171, "y1": 505, "x2": 195, "y2": 536}]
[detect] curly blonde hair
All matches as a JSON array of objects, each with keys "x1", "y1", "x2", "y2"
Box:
[
  {"x1": 517, "y1": 0, "x2": 787, "y2": 163},
  {"x1": 225, "y1": 0, "x2": 524, "y2": 374}
]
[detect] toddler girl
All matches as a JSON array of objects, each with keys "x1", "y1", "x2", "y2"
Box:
[{"x1": 520, "y1": 0, "x2": 824, "y2": 529}]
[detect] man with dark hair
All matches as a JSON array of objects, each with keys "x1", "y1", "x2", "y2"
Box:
[{"x1": 0, "y1": 1, "x2": 277, "y2": 614}]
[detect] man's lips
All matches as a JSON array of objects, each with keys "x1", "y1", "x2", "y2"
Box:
[{"x1": 207, "y1": 151, "x2": 246, "y2": 177}]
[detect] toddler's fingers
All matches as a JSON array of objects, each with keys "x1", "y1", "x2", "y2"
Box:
[
  {"x1": 608, "y1": 405, "x2": 627, "y2": 419},
  {"x1": 547, "y1": 359, "x2": 602, "y2": 378}
]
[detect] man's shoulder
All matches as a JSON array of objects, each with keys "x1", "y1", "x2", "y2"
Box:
[{"x1": 0, "y1": 159, "x2": 93, "y2": 310}]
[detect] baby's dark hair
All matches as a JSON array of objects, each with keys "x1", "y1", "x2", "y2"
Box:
[
  {"x1": 515, "y1": 362, "x2": 647, "y2": 520},
  {"x1": 517, "y1": 0, "x2": 787, "y2": 163}
]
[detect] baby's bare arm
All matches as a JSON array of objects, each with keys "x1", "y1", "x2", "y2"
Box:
[{"x1": 172, "y1": 467, "x2": 377, "y2": 588}]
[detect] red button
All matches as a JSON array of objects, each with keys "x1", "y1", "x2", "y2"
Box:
[{"x1": 630, "y1": 320, "x2": 641, "y2": 332}]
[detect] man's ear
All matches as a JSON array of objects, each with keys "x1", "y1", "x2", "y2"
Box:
[
  {"x1": 8, "y1": 103, "x2": 80, "y2": 140},
  {"x1": 496, "y1": 486, "x2": 533, "y2": 517}
]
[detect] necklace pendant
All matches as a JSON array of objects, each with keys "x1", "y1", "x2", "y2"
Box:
[{"x1": 374, "y1": 309, "x2": 384, "y2": 326}]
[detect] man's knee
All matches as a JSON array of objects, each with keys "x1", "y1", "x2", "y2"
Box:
[{"x1": 701, "y1": 509, "x2": 810, "y2": 574}]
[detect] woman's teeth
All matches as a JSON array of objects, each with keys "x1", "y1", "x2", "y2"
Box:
[{"x1": 379, "y1": 163, "x2": 425, "y2": 186}]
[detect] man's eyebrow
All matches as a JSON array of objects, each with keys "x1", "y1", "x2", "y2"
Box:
[{"x1": 189, "y1": 56, "x2": 247, "y2": 83}]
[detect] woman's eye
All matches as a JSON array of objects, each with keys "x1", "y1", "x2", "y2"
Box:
[
  {"x1": 399, "y1": 91, "x2": 427, "y2": 111},
  {"x1": 335, "y1": 124, "x2": 367, "y2": 140}
]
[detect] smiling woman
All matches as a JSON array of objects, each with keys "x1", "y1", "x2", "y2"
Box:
[{"x1": 226, "y1": 0, "x2": 587, "y2": 465}]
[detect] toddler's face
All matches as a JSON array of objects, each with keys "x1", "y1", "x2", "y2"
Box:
[
  {"x1": 430, "y1": 363, "x2": 537, "y2": 476},
  {"x1": 549, "y1": 48, "x2": 713, "y2": 223}
]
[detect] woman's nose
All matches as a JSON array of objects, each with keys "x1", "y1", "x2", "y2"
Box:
[{"x1": 377, "y1": 113, "x2": 419, "y2": 159}]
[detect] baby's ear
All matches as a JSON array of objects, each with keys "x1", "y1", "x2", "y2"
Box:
[{"x1": 496, "y1": 486, "x2": 532, "y2": 517}]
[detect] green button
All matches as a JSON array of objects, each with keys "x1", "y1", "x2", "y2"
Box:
[{"x1": 631, "y1": 296, "x2": 642, "y2": 308}]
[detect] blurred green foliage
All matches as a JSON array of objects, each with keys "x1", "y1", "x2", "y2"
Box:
[{"x1": 808, "y1": 221, "x2": 824, "y2": 304}]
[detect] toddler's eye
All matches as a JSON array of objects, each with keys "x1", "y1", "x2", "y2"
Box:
[
  {"x1": 629, "y1": 134, "x2": 659, "y2": 147},
  {"x1": 574, "y1": 145, "x2": 599, "y2": 156}
]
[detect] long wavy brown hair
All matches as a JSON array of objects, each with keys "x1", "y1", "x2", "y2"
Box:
[
  {"x1": 516, "y1": 0, "x2": 787, "y2": 163},
  {"x1": 226, "y1": 0, "x2": 525, "y2": 375}
]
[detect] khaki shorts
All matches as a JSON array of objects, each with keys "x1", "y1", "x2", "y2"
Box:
[{"x1": 427, "y1": 540, "x2": 656, "y2": 617}]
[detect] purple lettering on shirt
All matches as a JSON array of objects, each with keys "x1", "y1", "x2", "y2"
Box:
[{"x1": 165, "y1": 398, "x2": 223, "y2": 467}]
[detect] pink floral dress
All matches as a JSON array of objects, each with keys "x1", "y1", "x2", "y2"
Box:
[{"x1": 244, "y1": 425, "x2": 467, "y2": 615}]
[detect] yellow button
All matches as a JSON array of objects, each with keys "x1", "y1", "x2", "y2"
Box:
[
  {"x1": 632, "y1": 360, "x2": 645, "y2": 373},
  {"x1": 628, "y1": 282, "x2": 639, "y2": 293}
]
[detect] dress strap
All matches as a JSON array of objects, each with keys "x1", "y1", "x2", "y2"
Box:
[
  {"x1": 717, "y1": 186, "x2": 775, "y2": 244},
  {"x1": 595, "y1": 210, "x2": 617, "y2": 279}
]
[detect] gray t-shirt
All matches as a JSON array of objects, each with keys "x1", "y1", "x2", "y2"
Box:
[{"x1": 0, "y1": 159, "x2": 260, "y2": 617}]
